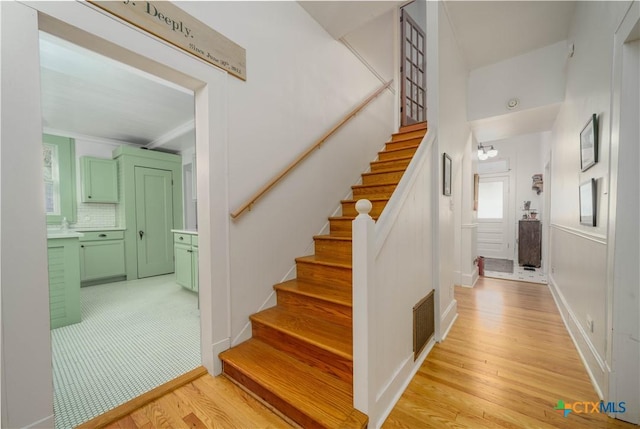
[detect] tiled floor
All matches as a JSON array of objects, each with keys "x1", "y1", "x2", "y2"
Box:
[{"x1": 51, "y1": 275, "x2": 200, "y2": 429}]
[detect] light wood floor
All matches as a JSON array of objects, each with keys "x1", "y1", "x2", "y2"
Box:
[
  {"x1": 383, "y1": 277, "x2": 637, "y2": 428},
  {"x1": 103, "y1": 277, "x2": 637, "y2": 429}
]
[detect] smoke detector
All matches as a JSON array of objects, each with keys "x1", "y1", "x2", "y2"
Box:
[{"x1": 506, "y1": 98, "x2": 519, "y2": 110}]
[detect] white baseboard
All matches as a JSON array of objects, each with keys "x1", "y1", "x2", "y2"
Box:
[
  {"x1": 440, "y1": 299, "x2": 458, "y2": 341},
  {"x1": 460, "y1": 267, "x2": 478, "y2": 288},
  {"x1": 370, "y1": 337, "x2": 436, "y2": 428},
  {"x1": 24, "y1": 414, "x2": 55, "y2": 428},
  {"x1": 547, "y1": 274, "x2": 606, "y2": 398},
  {"x1": 211, "y1": 337, "x2": 231, "y2": 375}
]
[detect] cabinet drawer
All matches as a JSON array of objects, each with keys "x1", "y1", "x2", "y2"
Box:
[
  {"x1": 79, "y1": 231, "x2": 125, "y2": 241},
  {"x1": 174, "y1": 233, "x2": 192, "y2": 245}
]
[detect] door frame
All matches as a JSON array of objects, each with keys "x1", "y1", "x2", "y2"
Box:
[
  {"x1": 1, "y1": 2, "x2": 230, "y2": 426},
  {"x1": 476, "y1": 172, "x2": 515, "y2": 260},
  {"x1": 400, "y1": 8, "x2": 426, "y2": 126},
  {"x1": 605, "y1": 1, "x2": 640, "y2": 423}
]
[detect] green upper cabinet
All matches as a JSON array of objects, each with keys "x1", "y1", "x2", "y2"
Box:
[{"x1": 81, "y1": 156, "x2": 118, "y2": 203}]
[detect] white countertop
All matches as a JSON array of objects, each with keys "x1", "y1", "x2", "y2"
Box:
[
  {"x1": 73, "y1": 227, "x2": 126, "y2": 231},
  {"x1": 47, "y1": 230, "x2": 84, "y2": 239},
  {"x1": 171, "y1": 229, "x2": 198, "y2": 235}
]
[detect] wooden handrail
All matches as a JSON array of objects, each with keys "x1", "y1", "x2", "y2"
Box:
[{"x1": 230, "y1": 80, "x2": 393, "y2": 220}]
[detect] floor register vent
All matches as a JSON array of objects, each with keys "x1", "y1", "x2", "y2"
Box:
[{"x1": 413, "y1": 290, "x2": 435, "y2": 360}]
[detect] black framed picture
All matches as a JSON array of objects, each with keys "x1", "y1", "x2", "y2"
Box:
[
  {"x1": 580, "y1": 114, "x2": 598, "y2": 172},
  {"x1": 443, "y1": 153, "x2": 452, "y2": 196},
  {"x1": 579, "y1": 178, "x2": 597, "y2": 226}
]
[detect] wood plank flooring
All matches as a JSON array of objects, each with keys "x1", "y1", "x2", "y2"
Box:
[
  {"x1": 102, "y1": 276, "x2": 637, "y2": 429},
  {"x1": 383, "y1": 277, "x2": 637, "y2": 429}
]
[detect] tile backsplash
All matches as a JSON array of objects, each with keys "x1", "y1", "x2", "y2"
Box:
[{"x1": 73, "y1": 203, "x2": 117, "y2": 228}]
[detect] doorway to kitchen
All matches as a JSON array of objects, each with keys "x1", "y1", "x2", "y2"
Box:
[{"x1": 40, "y1": 31, "x2": 201, "y2": 428}]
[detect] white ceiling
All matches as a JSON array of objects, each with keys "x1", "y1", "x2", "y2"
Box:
[
  {"x1": 443, "y1": 1, "x2": 576, "y2": 70},
  {"x1": 39, "y1": 32, "x2": 195, "y2": 151}
]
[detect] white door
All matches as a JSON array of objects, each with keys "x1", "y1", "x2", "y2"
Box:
[{"x1": 477, "y1": 175, "x2": 510, "y2": 259}]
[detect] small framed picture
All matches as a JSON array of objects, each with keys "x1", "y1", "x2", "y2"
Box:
[
  {"x1": 580, "y1": 114, "x2": 598, "y2": 172},
  {"x1": 579, "y1": 178, "x2": 597, "y2": 226},
  {"x1": 443, "y1": 153, "x2": 452, "y2": 196}
]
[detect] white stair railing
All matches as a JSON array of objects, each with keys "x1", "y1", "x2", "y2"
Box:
[{"x1": 352, "y1": 128, "x2": 437, "y2": 427}]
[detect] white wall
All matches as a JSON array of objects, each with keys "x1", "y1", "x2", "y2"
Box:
[
  {"x1": 176, "y1": 1, "x2": 395, "y2": 344},
  {"x1": 342, "y1": 10, "x2": 396, "y2": 83},
  {"x1": 436, "y1": 2, "x2": 471, "y2": 331},
  {"x1": 468, "y1": 41, "x2": 567, "y2": 122},
  {"x1": 547, "y1": 0, "x2": 633, "y2": 397},
  {"x1": 403, "y1": 0, "x2": 426, "y2": 33}
]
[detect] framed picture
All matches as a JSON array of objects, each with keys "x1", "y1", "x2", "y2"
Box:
[
  {"x1": 580, "y1": 114, "x2": 598, "y2": 172},
  {"x1": 443, "y1": 153, "x2": 452, "y2": 196},
  {"x1": 579, "y1": 178, "x2": 597, "y2": 226}
]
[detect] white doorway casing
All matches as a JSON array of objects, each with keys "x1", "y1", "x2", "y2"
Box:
[
  {"x1": 606, "y1": 1, "x2": 640, "y2": 423},
  {"x1": 1, "y1": 2, "x2": 229, "y2": 427}
]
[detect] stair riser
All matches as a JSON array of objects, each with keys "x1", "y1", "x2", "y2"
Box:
[
  {"x1": 296, "y1": 260, "x2": 352, "y2": 288},
  {"x1": 341, "y1": 200, "x2": 387, "y2": 217},
  {"x1": 329, "y1": 219, "x2": 353, "y2": 238},
  {"x1": 385, "y1": 137, "x2": 422, "y2": 151},
  {"x1": 223, "y1": 363, "x2": 326, "y2": 429},
  {"x1": 252, "y1": 322, "x2": 353, "y2": 385},
  {"x1": 378, "y1": 146, "x2": 418, "y2": 161},
  {"x1": 352, "y1": 184, "x2": 397, "y2": 200},
  {"x1": 362, "y1": 170, "x2": 405, "y2": 185},
  {"x1": 314, "y1": 239, "x2": 352, "y2": 262},
  {"x1": 391, "y1": 129, "x2": 426, "y2": 141},
  {"x1": 276, "y1": 290, "x2": 352, "y2": 328}
]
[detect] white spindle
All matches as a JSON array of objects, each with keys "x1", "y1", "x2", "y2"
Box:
[{"x1": 352, "y1": 199, "x2": 375, "y2": 414}]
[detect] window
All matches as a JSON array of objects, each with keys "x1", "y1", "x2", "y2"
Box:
[
  {"x1": 43, "y1": 134, "x2": 76, "y2": 224},
  {"x1": 477, "y1": 181, "x2": 503, "y2": 219}
]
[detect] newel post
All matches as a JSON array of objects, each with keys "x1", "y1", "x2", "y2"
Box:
[{"x1": 352, "y1": 199, "x2": 375, "y2": 414}]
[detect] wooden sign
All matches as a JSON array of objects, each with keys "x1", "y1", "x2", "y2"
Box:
[{"x1": 87, "y1": 1, "x2": 246, "y2": 81}]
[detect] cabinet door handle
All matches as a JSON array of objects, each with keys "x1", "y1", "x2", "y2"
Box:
[
  {"x1": 98, "y1": 234, "x2": 107, "y2": 238},
  {"x1": 80, "y1": 245, "x2": 84, "y2": 248},
  {"x1": 88, "y1": 195, "x2": 92, "y2": 199},
  {"x1": 187, "y1": 249, "x2": 192, "y2": 253},
  {"x1": 139, "y1": 230, "x2": 144, "y2": 240},
  {"x1": 179, "y1": 236, "x2": 184, "y2": 240}
]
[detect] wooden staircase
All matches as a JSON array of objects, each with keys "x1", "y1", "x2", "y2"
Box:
[{"x1": 220, "y1": 122, "x2": 427, "y2": 428}]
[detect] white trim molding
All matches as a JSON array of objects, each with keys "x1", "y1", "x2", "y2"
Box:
[{"x1": 551, "y1": 223, "x2": 607, "y2": 245}]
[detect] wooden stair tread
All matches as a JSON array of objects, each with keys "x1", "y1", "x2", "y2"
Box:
[
  {"x1": 221, "y1": 339, "x2": 367, "y2": 429},
  {"x1": 361, "y1": 168, "x2": 406, "y2": 177},
  {"x1": 250, "y1": 307, "x2": 352, "y2": 359},
  {"x1": 386, "y1": 135, "x2": 423, "y2": 144},
  {"x1": 275, "y1": 279, "x2": 352, "y2": 307},
  {"x1": 296, "y1": 254, "x2": 352, "y2": 269},
  {"x1": 399, "y1": 121, "x2": 427, "y2": 132},
  {"x1": 351, "y1": 182, "x2": 398, "y2": 190},
  {"x1": 313, "y1": 234, "x2": 353, "y2": 242},
  {"x1": 371, "y1": 156, "x2": 414, "y2": 166},
  {"x1": 380, "y1": 143, "x2": 420, "y2": 154},
  {"x1": 340, "y1": 197, "x2": 388, "y2": 204},
  {"x1": 328, "y1": 215, "x2": 379, "y2": 221}
]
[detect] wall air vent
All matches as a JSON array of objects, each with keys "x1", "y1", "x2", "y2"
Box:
[{"x1": 413, "y1": 290, "x2": 435, "y2": 360}]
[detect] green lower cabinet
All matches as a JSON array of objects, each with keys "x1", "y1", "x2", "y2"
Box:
[
  {"x1": 174, "y1": 232, "x2": 198, "y2": 292},
  {"x1": 79, "y1": 231, "x2": 126, "y2": 285},
  {"x1": 47, "y1": 237, "x2": 81, "y2": 329}
]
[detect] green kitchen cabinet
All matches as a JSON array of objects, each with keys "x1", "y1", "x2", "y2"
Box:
[
  {"x1": 47, "y1": 237, "x2": 81, "y2": 329},
  {"x1": 81, "y1": 156, "x2": 118, "y2": 203},
  {"x1": 79, "y1": 230, "x2": 126, "y2": 285},
  {"x1": 174, "y1": 232, "x2": 198, "y2": 292}
]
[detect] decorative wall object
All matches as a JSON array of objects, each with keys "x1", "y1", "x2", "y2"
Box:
[
  {"x1": 443, "y1": 153, "x2": 452, "y2": 196},
  {"x1": 473, "y1": 173, "x2": 479, "y2": 210},
  {"x1": 532, "y1": 173, "x2": 543, "y2": 194},
  {"x1": 579, "y1": 178, "x2": 597, "y2": 226},
  {"x1": 580, "y1": 114, "x2": 598, "y2": 171}
]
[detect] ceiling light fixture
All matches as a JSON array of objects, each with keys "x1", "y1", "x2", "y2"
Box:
[{"x1": 477, "y1": 143, "x2": 498, "y2": 161}]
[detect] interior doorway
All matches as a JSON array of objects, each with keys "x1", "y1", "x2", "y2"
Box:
[
  {"x1": 477, "y1": 174, "x2": 511, "y2": 259},
  {"x1": 39, "y1": 30, "x2": 202, "y2": 427}
]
